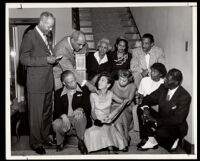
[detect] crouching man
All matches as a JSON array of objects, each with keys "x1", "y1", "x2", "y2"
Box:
[
  {"x1": 52, "y1": 70, "x2": 92, "y2": 154},
  {"x1": 137, "y1": 68, "x2": 191, "y2": 152}
]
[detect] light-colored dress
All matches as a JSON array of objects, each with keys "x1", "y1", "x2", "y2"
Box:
[
  {"x1": 111, "y1": 81, "x2": 136, "y2": 127},
  {"x1": 84, "y1": 91, "x2": 126, "y2": 152}
]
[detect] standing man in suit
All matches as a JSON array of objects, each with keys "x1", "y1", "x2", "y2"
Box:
[
  {"x1": 20, "y1": 11, "x2": 57, "y2": 154},
  {"x1": 130, "y1": 33, "x2": 166, "y2": 88},
  {"x1": 137, "y1": 68, "x2": 191, "y2": 152},
  {"x1": 53, "y1": 30, "x2": 95, "y2": 92},
  {"x1": 52, "y1": 70, "x2": 91, "y2": 154}
]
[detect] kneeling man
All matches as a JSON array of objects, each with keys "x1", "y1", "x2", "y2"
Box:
[
  {"x1": 53, "y1": 70, "x2": 91, "y2": 154},
  {"x1": 137, "y1": 68, "x2": 191, "y2": 152}
]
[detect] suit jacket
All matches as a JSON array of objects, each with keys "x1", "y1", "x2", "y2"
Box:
[
  {"x1": 130, "y1": 46, "x2": 166, "y2": 74},
  {"x1": 20, "y1": 28, "x2": 54, "y2": 93},
  {"x1": 141, "y1": 84, "x2": 191, "y2": 137},
  {"x1": 53, "y1": 84, "x2": 92, "y2": 128},
  {"x1": 53, "y1": 36, "x2": 88, "y2": 90}
]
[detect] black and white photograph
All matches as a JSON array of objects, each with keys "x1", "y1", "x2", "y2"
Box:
[{"x1": 5, "y1": 2, "x2": 197, "y2": 159}]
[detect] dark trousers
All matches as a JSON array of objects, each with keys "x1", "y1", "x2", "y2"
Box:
[
  {"x1": 137, "y1": 106, "x2": 182, "y2": 151},
  {"x1": 28, "y1": 92, "x2": 53, "y2": 149}
]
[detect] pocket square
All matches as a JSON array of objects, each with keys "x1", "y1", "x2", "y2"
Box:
[
  {"x1": 171, "y1": 106, "x2": 177, "y2": 110},
  {"x1": 77, "y1": 94, "x2": 82, "y2": 97}
]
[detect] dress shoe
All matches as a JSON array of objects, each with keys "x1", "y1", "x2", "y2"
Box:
[
  {"x1": 35, "y1": 146, "x2": 46, "y2": 154},
  {"x1": 137, "y1": 138, "x2": 148, "y2": 148},
  {"x1": 108, "y1": 150, "x2": 118, "y2": 154},
  {"x1": 137, "y1": 139, "x2": 158, "y2": 151},
  {"x1": 46, "y1": 139, "x2": 57, "y2": 146},
  {"x1": 56, "y1": 143, "x2": 64, "y2": 152},
  {"x1": 78, "y1": 139, "x2": 88, "y2": 154},
  {"x1": 122, "y1": 146, "x2": 129, "y2": 152}
]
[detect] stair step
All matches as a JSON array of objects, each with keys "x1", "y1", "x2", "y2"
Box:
[
  {"x1": 121, "y1": 16, "x2": 131, "y2": 21},
  {"x1": 80, "y1": 27, "x2": 93, "y2": 33},
  {"x1": 85, "y1": 34, "x2": 94, "y2": 41},
  {"x1": 87, "y1": 41, "x2": 95, "y2": 49},
  {"x1": 79, "y1": 16, "x2": 92, "y2": 21},
  {"x1": 125, "y1": 33, "x2": 140, "y2": 39},
  {"x1": 125, "y1": 26, "x2": 138, "y2": 32},
  {"x1": 80, "y1": 20, "x2": 92, "y2": 26}
]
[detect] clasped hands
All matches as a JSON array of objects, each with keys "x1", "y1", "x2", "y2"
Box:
[{"x1": 142, "y1": 108, "x2": 157, "y2": 130}]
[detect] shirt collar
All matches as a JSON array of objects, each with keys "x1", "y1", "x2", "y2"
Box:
[
  {"x1": 94, "y1": 51, "x2": 108, "y2": 64},
  {"x1": 60, "y1": 85, "x2": 82, "y2": 97},
  {"x1": 68, "y1": 37, "x2": 74, "y2": 51},
  {"x1": 36, "y1": 26, "x2": 47, "y2": 44},
  {"x1": 36, "y1": 26, "x2": 45, "y2": 38},
  {"x1": 168, "y1": 86, "x2": 179, "y2": 95}
]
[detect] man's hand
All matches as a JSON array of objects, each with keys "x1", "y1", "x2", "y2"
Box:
[
  {"x1": 141, "y1": 69, "x2": 149, "y2": 77},
  {"x1": 61, "y1": 114, "x2": 70, "y2": 132},
  {"x1": 47, "y1": 56, "x2": 57, "y2": 64},
  {"x1": 74, "y1": 108, "x2": 84, "y2": 120},
  {"x1": 123, "y1": 98, "x2": 131, "y2": 106},
  {"x1": 145, "y1": 114, "x2": 157, "y2": 123},
  {"x1": 143, "y1": 107, "x2": 150, "y2": 116},
  {"x1": 145, "y1": 115, "x2": 157, "y2": 131}
]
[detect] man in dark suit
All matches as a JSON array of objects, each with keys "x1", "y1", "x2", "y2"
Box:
[
  {"x1": 20, "y1": 12, "x2": 57, "y2": 154},
  {"x1": 52, "y1": 70, "x2": 92, "y2": 154},
  {"x1": 137, "y1": 68, "x2": 191, "y2": 152}
]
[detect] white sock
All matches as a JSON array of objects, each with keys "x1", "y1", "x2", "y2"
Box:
[{"x1": 148, "y1": 137, "x2": 158, "y2": 145}]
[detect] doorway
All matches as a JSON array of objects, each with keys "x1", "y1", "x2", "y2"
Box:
[{"x1": 9, "y1": 18, "x2": 55, "y2": 138}]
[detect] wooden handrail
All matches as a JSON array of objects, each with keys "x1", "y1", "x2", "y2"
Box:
[{"x1": 126, "y1": 7, "x2": 142, "y2": 40}]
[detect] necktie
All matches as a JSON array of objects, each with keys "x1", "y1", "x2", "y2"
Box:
[
  {"x1": 44, "y1": 34, "x2": 53, "y2": 55},
  {"x1": 166, "y1": 91, "x2": 171, "y2": 101}
]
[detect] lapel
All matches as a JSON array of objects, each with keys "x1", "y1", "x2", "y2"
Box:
[
  {"x1": 169, "y1": 86, "x2": 181, "y2": 103},
  {"x1": 60, "y1": 92, "x2": 69, "y2": 113},
  {"x1": 33, "y1": 28, "x2": 50, "y2": 56},
  {"x1": 140, "y1": 50, "x2": 147, "y2": 69}
]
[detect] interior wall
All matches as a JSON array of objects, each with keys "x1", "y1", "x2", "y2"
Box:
[
  {"x1": 130, "y1": 7, "x2": 194, "y2": 144},
  {"x1": 9, "y1": 8, "x2": 74, "y2": 44}
]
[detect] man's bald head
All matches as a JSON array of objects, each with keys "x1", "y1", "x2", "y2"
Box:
[{"x1": 70, "y1": 30, "x2": 86, "y2": 52}]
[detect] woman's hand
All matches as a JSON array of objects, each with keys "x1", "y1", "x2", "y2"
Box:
[{"x1": 94, "y1": 119, "x2": 104, "y2": 127}]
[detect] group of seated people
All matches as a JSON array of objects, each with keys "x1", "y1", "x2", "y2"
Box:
[{"x1": 48, "y1": 33, "x2": 191, "y2": 155}]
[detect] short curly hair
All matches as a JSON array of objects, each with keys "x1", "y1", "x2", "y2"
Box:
[
  {"x1": 150, "y1": 63, "x2": 167, "y2": 78},
  {"x1": 118, "y1": 69, "x2": 134, "y2": 83},
  {"x1": 97, "y1": 38, "x2": 112, "y2": 51}
]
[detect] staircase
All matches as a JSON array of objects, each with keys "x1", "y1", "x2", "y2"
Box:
[{"x1": 78, "y1": 7, "x2": 141, "y2": 52}]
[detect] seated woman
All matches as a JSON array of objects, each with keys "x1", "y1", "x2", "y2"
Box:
[
  {"x1": 111, "y1": 69, "x2": 137, "y2": 151},
  {"x1": 110, "y1": 37, "x2": 132, "y2": 80},
  {"x1": 84, "y1": 72, "x2": 128, "y2": 154},
  {"x1": 133, "y1": 63, "x2": 167, "y2": 131},
  {"x1": 86, "y1": 38, "x2": 112, "y2": 83}
]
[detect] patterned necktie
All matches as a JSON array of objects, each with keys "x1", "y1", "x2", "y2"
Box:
[{"x1": 44, "y1": 34, "x2": 53, "y2": 55}]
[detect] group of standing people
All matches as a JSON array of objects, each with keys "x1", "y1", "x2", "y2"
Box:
[{"x1": 19, "y1": 11, "x2": 191, "y2": 155}]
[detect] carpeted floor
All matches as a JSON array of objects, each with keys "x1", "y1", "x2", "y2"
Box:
[{"x1": 10, "y1": 129, "x2": 187, "y2": 158}]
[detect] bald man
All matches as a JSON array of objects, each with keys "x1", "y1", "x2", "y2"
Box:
[{"x1": 53, "y1": 30, "x2": 95, "y2": 92}]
